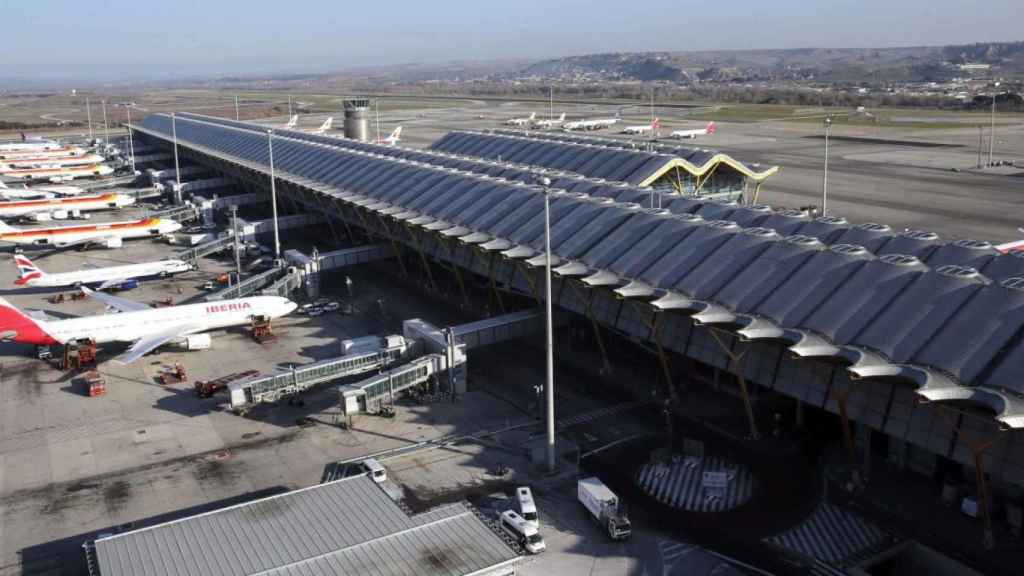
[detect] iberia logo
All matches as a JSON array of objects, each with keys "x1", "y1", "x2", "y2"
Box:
[{"x1": 205, "y1": 302, "x2": 252, "y2": 314}]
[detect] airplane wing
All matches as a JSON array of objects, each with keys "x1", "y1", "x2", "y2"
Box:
[
  {"x1": 26, "y1": 309, "x2": 57, "y2": 322},
  {"x1": 81, "y1": 286, "x2": 151, "y2": 312},
  {"x1": 52, "y1": 235, "x2": 117, "y2": 249},
  {"x1": 115, "y1": 323, "x2": 204, "y2": 364},
  {"x1": 96, "y1": 277, "x2": 131, "y2": 290}
]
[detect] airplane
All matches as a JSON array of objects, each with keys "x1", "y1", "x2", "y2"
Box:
[
  {"x1": 506, "y1": 112, "x2": 536, "y2": 127},
  {"x1": 0, "y1": 193, "x2": 135, "y2": 221},
  {"x1": 0, "y1": 181, "x2": 86, "y2": 201},
  {"x1": 621, "y1": 118, "x2": 660, "y2": 135},
  {"x1": 0, "y1": 289, "x2": 296, "y2": 364},
  {"x1": 562, "y1": 114, "x2": 621, "y2": 131},
  {"x1": 995, "y1": 229, "x2": 1024, "y2": 254},
  {"x1": 1, "y1": 153, "x2": 106, "y2": 172},
  {"x1": 533, "y1": 113, "x2": 565, "y2": 129},
  {"x1": 0, "y1": 139, "x2": 66, "y2": 155},
  {"x1": 283, "y1": 115, "x2": 298, "y2": 129},
  {"x1": 0, "y1": 163, "x2": 115, "y2": 182},
  {"x1": 670, "y1": 121, "x2": 716, "y2": 139},
  {"x1": 376, "y1": 126, "x2": 402, "y2": 145},
  {"x1": 0, "y1": 146, "x2": 85, "y2": 161},
  {"x1": 0, "y1": 216, "x2": 182, "y2": 249},
  {"x1": 12, "y1": 254, "x2": 193, "y2": 289},
  {"x1": 305, "y1": 117, "x2": 333, "y2": 134}
]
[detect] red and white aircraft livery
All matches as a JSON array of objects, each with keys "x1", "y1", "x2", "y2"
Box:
[
  {"x1": 1, "y1": 163, "x2": 114, "y2": 182},
  {"x1": 0, "y1": 140, "x2": 70, "y2": 157},
  {"x1": 376, "y1": 126, "x2": 402, "y2": 145},
  {"x1": 0, "y1": 217, "x2": 182, "y2": 249},
  {"x1": 995, "y1": 229, "x2": 1024, "y2": 254},
  {"x1": 0, "y1": 181, "x2": 86, "y2": 200},
  {"x1": 670, "y1": 121, "x2": 716, "y2": 139},
  {"x1": 13, "y1": 255, "x2": 192, "y2": 289},
  {"x1": 0, "y1": 289, "x2": 296, "y2": 363},
  {"x1": 0, "y1": 193, "x2": 135, "y2": 220},
  {"x1": 1, "y1": 153, "x2": 105, "y2": 171}
]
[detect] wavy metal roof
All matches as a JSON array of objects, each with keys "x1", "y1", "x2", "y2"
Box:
[
  {"x1": 431, "y1": 130, "x2": 779, "y2": 185},
  {"x1": 135, "y1": 113, "x2": 1024, "y2": 428},
  {"x1": 95, "y1": 474, "x2": 517, "y2": 576}
]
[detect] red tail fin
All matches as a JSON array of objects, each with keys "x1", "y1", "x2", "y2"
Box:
[{"x1": 0, "y1": 297, "x2": 57, "y2": 345}]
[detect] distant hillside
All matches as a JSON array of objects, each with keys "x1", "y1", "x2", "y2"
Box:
[{"x1": 517, "y1": 42, "x2": 1024, "y2": 83}]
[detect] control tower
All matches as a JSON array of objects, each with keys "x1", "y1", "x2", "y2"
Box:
[{"x1": 343, "y1": 99, "x2": 370, "y2": 142}]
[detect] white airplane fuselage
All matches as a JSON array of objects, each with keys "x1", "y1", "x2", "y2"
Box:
[
  {"x1": 4, "y1": 296, "x2": 296, "y2": 346},
  {"x1": 3, "y1": 154, "x2": 105, "y2": 170},
  {"x1": 0, "y1": 193, "x2": 134, "y2": 219},
  {"x1": 16, "y1": 259, "x2": 192, "y2": 288},
  {"x1": 0, "y1": 217, "x2": 182, "y2": 247},
  {"x1": 3, "y1": 164, "x2": 114, "y2": 181}
]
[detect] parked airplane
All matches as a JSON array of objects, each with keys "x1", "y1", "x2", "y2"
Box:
[
  {"x1": 283, "y1": 114, "x2": 298, "y2": 129},
  {"x1": 1, "y1": 163, "x2": 114, "y2": 182},
  {"x1": 562, "y1": 114, "x2": 621, "y2": 131},
  {"x1": 0, "y1": 181, "x2": 86, "y2": 201},
  {"x1": 506, "y1": 112, "x2": 536, "y2": 127},
  {"x1": 0, "y1": 193, "x2": 135, "y2": 220},
  {"x1": 12, "y1": 254, "x2": 192, "y2": 289},
  {"x1": 376, "y1": 126, "x2": 402, "y2": 145},
  {"x1": 622, "y1": 118, "x2": 660, "y2": 135},
  {"x1": 1, "y1": 153, "x2": 106, "y2": 172},
  {"x1": 0, "y1": 289, "x2": 296, "y2": 363},
  {"x1": 0, "y1": 139, "x2": 66, "y2": 155},
  {"x1": 0, "y1": 217, "x2": 182, "y2": 249},
  {"x1": 995, "y1": 229, "x2": 1024, "y2": 254},
  {"x1": 306, "y1": 117, "x2": 333, "y2": 134},
  {"x1": 0, "y1": 146, "x2": 85, "y2": 161},
  {"x1": 534, "y1": 113, "x2": 566, "y2": 129},
  {"x1": 670, "y1": 121, "x2": 716, "y2": 139}
]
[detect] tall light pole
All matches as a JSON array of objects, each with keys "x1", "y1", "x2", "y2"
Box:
[
  {"x1": 125, "y1": 105, "x2": 136, "y2": 173},
  {"x1": 988, "y1": 82, "x2": 1000, "y2": 167},
  {"x1": 235, "y1": 95, "x2": 240, "y2": 121},
  {"x1": 231, "y1": 205, "x2": 242, "y2": 282},
  {"x1": 822, "y1": 115, "x2": 833, "y2": 216},
  {"x1": 977, "y1": 125, "x2": 984, "y2": 169},
  {"x1": 267, "y1": 129, "x2": 281, "y2": 259},
  {"x1": 171, "y1": 112, "x2": 181, "y2": 194},
  {"x1": 101, "y1": 100, "x2": 110, "y2": 146},
  {"x1": 549, "y1": 86, "x2": 554, "y2": 124},
  {"x1": 288, "y1": 95, "x2": 292, "y2": 118},
  {"x1": 540, "y1": 176, "x2": 556, "y2": 473},
  {"x1": 85, "y1": 97, "x2": 93, "y2": 141}
]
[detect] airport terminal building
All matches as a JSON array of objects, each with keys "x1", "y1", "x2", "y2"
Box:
[{"x1": 130, "y1": 112, "x2": 1024, "y2": 572}]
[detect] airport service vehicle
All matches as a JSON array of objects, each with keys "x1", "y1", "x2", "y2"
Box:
[
  {"x1": 578, "y1": 477, "x2": 631, "y2": 540},
  {"x1": 562, "y1": 115, "x2": 621, "y2": 131},
  {"x1": 1, "y1": 153, "x2": 105, "y2": 170},
  {"x1": 1, "y1": 163, "x2": 114, "y2": 182},
  {"x1": 622, "y1": 118, "x2": 660, "y2": 135},
  {"x1": 498, "y1": 510, "x2": 545, "y2": 554},
  {"x1": 516, "y1": 486, "x2": 539, "y2": 529},
  {"x1": 0, "y1": 288, "x2": 296, "y2": 364},
  {"x1": 670, "y1": 121, "x2": 716, "y2": 139},
  {"x1": 376, "y1": 126, "x2": 402, "y2": 145},
  {"x1": 362, "y1": 458, "x2": 388, "y2": 483},
  {"x1": 533, "y1": 113, "x2": 565, "y2": 129},
  {"x1": 12, "y1": 254, "x2": 192, "y2": 289},
  {"x1": 505, "y1": 112, "x2": 536, "y2": 127},
  {"x1": 0, "y1": 193, "x2": 134, "y2": 220},
  {"x1": 995, "y1": 229, "x2": 1024, "y2": 254}
]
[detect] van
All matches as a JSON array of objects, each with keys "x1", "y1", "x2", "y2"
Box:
[
  {"x1": 516, "y1": 486, "x2": 539, "y2": 529},
  {"x1": 498, "y1": 510, "x2": 545, "y2": 554},
  {"x1": 362, "y1": 458, "x2": 387, "y2": 483}
]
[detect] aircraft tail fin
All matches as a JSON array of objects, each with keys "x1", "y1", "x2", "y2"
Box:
[
  {"x1": 390, "y1": 126, "x2": 402, "y2": 140},
  {"x1": 528, "y1": 112, "x2": 536, "y2": 120},
  {"x1": 0, "y1": 221, "x2": 20, "y2": 233},
  {"x1": 707, "y1": 121, "x2": 716, "y2": 134},
  {"x1": 0, "y1": 181, "x2": 6, "y2": 189},
  {"x1": 13, "y1": 255, "x2": 44, "y2": 285}
]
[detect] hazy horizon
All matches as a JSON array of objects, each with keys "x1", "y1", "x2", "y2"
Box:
[{"x1": 4, "y1": 0, "x2": 1022, "y2": 84}]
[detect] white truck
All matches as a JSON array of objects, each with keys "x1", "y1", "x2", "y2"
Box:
[{"x1": 578, "y1": 476, "x2": 631, "y2": 540}]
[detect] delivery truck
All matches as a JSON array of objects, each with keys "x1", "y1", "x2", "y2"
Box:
[{"x1": 578, "y1": 476, "x2": 631, "y2": 540}]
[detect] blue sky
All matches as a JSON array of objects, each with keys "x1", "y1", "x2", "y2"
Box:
[{"x1": 3, "y1": 0, "x2": 1020, "y2": 80}]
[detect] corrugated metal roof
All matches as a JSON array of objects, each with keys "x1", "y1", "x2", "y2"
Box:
[
  {"x1": 132, "y1": 113, "x2": 1024, "y2": 428},
  {"x1": 94, "y1": 475, "x2": 518, "y2": 576}
]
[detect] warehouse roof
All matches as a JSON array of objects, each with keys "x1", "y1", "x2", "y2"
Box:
[
  {"x1": 430, "y1": 130, "x2": 779, "y2": 185},
  {"x1": 134, "y1": 113, "x2": 1024, "y2": 428},
  {"x1": 94, "y1": 475, "x2": 518, "y2": 576}
]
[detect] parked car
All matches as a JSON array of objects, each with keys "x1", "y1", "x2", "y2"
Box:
[
  {"x1": 324, "y1": 302, "x2": 340, "y2": 312},
  {"x1": 308, "y1": 307, "x2": 324, "y2": 317}
]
